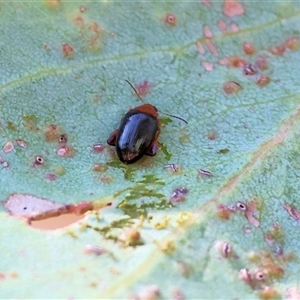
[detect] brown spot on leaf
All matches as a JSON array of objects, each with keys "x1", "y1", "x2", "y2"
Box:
[
  {"x1": 62, "y1": 43, "x2": 74, "y2": 57},
  {"x1": 3, "y1": 141, "x2": 14, "y2": 153},
  {"x1": 79, "y1": 5, "x2": 86, "y2": 13},
  {"x1": 256, "y1": 56, "x2": 268, "y2": 70},
  {"x1": 34, "y1": 156, "x2": 44, "y2": 166},
  {"x1": 23, "y1": 114, "x2": 39, "y2": 132},
  {"x1": 223, "y1": 81, "x2": 242, "y2": 94},
  {"x1": 135, "y1": 81, "x2": 153, "y2": 96},
  {"x1": 269, "y1": 44, "x2": 285, "y2": 56},
  {"x1": 16, "y1": 139, "x2": 27, "y2": 148},
  {"x1": 45, "y1": 124, "x2": 62, "y2": 142},
  {"x1": 56, "y1": 145, "x2": 75, "y2": 157},
  {"x1": 243, "y1": 42, "x2": 255, "y2": 55},
  {"x1": 73, "y1": 15, "x2": 85, "y2": 27},
  {"x1": 93, "y1": 163, "x2": 108, "y2": 172},
  {"x1": 165, "y1": 13, "x2": 177, "y2": 26},
  {"x1": 45, "y1": 0, "x2": 61, "y2": 9},
  {"x1": 67, "y1": 201, "x2": 93, "y2": 215},
  {"x1": 100, "y1": 174, "x2": 113, "y2": 183},
  {"x1": 93, "y1": 143, "x2": 105, "y2": 153},
  {"x1": 207, "y1": 129, "x2": 218, "y2": 140},
  {"x1": 258, "y1": 286, "x2": 280, "y2": 300},
  {"x1": 58, "y1": 134, "x2": 68, "y2": 144},
  {"x1": 256, "y1": 75, "x2": 271, "y2": 87},
  {"x1": 285, "y1": 36, "x2": 299, "y2": 51},
  {"x1": 7, "y1": 121, "x2": 16, "y2": 131},
  {"x1": 223, "y1": 0, "x2": 245, "y2": 17},
  {"x1": 283, "y1": 203, "x2": 300, "y2": 221},
  {"x1": 217, "y1": 204, "x2": 234, "y2": 220},
  {"x1": 228, "y1": 55, "x2": 246, "y2": 68}
]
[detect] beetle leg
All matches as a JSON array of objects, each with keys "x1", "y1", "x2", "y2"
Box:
[
  {"x1": 146, "y1": 130, "x2": 160, "y2": 156},
  {"x1": 107, "y1": 130, "x2": 118, "y2": 146},
  {"x1": 146, "y1": 140, "x2": 158, "y2": 156}
]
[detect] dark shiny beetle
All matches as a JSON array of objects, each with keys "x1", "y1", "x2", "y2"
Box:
[
  {"x1": 107, "y1": 103, "x2": 160, "y2": 164},
  {"x1": 107, "y1": 80, "x2": 187, "y2": 164}
]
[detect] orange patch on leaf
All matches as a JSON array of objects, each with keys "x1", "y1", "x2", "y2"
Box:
[{"x1": 223, "y1": 0, "x2": 245, "y2": 17}]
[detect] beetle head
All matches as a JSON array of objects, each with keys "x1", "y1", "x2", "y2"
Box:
[{"x1": 133, "y1": 104, "x2": 158, "y2": 118}]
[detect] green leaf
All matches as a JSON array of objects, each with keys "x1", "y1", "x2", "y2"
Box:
[{"x1": 1, "y1": 0, "x2": 300, "y2": 298}]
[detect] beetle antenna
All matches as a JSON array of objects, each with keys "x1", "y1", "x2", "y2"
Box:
[
  {"x1": 159, "y1": 111, "x2": 188, "y2": 124},
  {"x1": 125, "y1": 79, "x2": 146, "y2": 104},
  {"x1": 125, "y1": 79, "x2": 188, "y2": 124}
]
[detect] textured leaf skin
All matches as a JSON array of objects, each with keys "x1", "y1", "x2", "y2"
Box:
[{"x1": 1, "y1": 0, "x2": 300, "y2": 298}]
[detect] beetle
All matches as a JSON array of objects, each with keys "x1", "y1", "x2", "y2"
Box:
[{"x1": 107, "y1": 80, "x2": 187, "y2": 164}]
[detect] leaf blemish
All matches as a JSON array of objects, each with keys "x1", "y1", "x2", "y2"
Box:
[
  {"x1": 93, "y1": 163, "x2": 108, "y2": 172},
  {"x1": 256, "y1": 75, "x2": 271, "y2": 88},
  {"x1": 198, "y1": 169, "x2": 213, "y2": 177},
  {"x1": 256, "y1": 56, "x2": 268, "y2": 70},
  {"x1": 84, "y1": 244, "x2": 106, "y2": 256},
  {"x1": 203, "y1": 25, "x2": 213, "y2": 38},
  {"x1": 58, "y1": 133, "x2": 68, "y2": 144},
  {"x1": 243, "y1": 63, "x2": 257, "y2": 76},
  {"x1": 223, "y1": 81, "x2": 243, "y2": 94},
  {"x1": 205, "y1": 39, "x2": 218, "y2": 56},
  {"x1": 202, "y1": 61, "x2": 214, "y2": 71},
  {"x1": 3, "y1": 141, "x2": 14, "y2": 153},
  {"x1": 45, "y1": 173, "x2": 57, "y2": 181},
  {"x1": 216, "y1": 204, "x2": 235, "y2": 220},
  {"x1": 45, "y1": 124, "x2": 62, "y2": 142},
  {"x1": 218, "y1": 20, "x2": 227, "y2": 33},
  {"x1": 196, "y1": 41, "x2": 205, "y2": 55},
  {"x1": 164, "y1": 163, "x2": 180, "y2": 173},
  {"x1": 62, "y1": 43, "x2": 74, "y2": 57},
  {"x1": 165, "y1": 13, "x2": 177, "y2": 26},
  {"x1": 215, "y1": 241, "x2": 233, "y2": 258},
  {"x1": 170, "y1": 187, "x2": 188, "y2": 205},
  {"x1": 16, "y1": 139, "x2": 27, "y2": 148},
  {"x1": 34, "y1": 155, "x2": 45, "y2": 166},
  {"x1": 56, "y1": 145, "x2": 75, "y2": 158},
  {"x1": 79, "y1": 5, "x2": 86, "y2": 13},
  {"x1": 135, "y1": 80, "x2": 153, "y2": 97},
  {"x1": 93, "y1": 143, "x2": 105, "y2": 153},
  {"x1": 45, "y1": 0, "x2": 61, "y2": 9},
  {"x1": 243, "y1": 42, "x2": 256, "y2": 55},
  {"x1": 223, "y1": 0, "x2": 245, "y2": 17}
]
